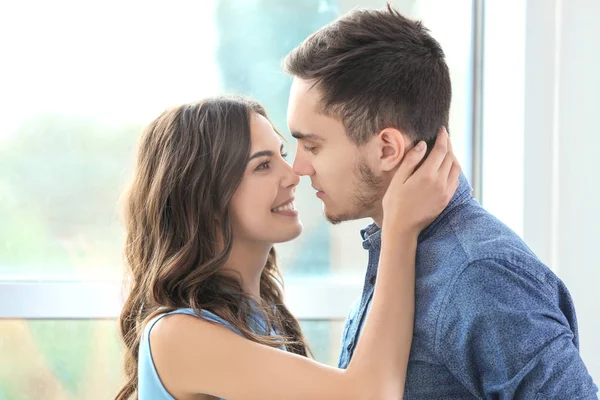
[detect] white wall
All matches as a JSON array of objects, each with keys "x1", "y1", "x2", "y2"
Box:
[
  {"x1": 482, "y1": 0, "x2": 525, "y2": 237},
  {"x1": 484, "y1": 0, "x2": 600, "y2": 384},
  {"x1": 544, "y1": 0, "x2": 600, "y2": 383}
]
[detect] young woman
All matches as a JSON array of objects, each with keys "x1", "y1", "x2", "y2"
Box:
[{"x1": 116, "y1": 95, "x2": 459, "y2": 400}]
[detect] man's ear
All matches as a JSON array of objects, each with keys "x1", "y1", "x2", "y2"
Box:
[{"x1": 376, "y1": 128, "x2": 409, "y2": 172}]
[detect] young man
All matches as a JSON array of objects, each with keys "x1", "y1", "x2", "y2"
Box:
[{"x1": 284, "y1": 5, "x2": 598, "y2": 399}]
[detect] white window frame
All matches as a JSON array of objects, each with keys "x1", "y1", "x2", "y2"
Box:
[{"x1": 0, "y1": 277, "x2": 363, "y2": 320}]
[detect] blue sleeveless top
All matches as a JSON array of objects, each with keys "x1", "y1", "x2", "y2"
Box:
[{"x1": 138, "y1": 307, "x2": 277, "y2": 399}]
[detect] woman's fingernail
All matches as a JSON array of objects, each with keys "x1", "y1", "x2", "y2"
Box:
[{"x1": 416, "y1": 141, "x2": 426, "y2": 152}]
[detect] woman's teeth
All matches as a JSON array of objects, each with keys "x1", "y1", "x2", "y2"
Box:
[{"x1": 272, "y1": 201, "x2": 295, "y2": 212}]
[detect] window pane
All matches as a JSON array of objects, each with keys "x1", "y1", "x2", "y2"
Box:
[
  {"x1": 0, "y1": 0, "x2": 473, "y2": 279},
  {"x1": 300, "y1": 320, "x2": 345, "y2": 366},
  {"x1": 0, "y1": 320, "x2": 123, "y2": 400},
  {"x1": 0, "y1": 319, "x2": 343, "y2": 399}
]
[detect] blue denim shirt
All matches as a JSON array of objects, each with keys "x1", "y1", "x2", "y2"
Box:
[{"x1": 338, "y1": 174, "x2": 598, "y2": 399}]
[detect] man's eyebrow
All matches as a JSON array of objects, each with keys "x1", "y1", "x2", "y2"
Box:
[{"x1": 290, "y1": 131, "x2": 325, "y2": 142}]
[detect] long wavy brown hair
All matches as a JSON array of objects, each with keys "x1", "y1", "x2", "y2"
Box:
[{"x1": 116, "y1": 95, "x2": 310, "y2": 400}]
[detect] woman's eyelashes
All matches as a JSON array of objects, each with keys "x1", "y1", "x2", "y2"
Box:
[
  {"x1": 255, "y1": 152, "x2": 288, "y2": 171},
  {"x1": 256, "y1": 160, "x2": 270, "y2": 170}
]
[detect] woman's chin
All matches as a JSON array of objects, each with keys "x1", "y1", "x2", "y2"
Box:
[{"x1": 273, "y1": 221, "x2": 303, "y2": 243}]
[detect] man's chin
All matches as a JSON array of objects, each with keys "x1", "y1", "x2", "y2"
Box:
[
  {"x1": 324, "y1": 209, "x2": 359, "y2": 225},
  {"x1": 324, "y1": 213, "x2": 343, "y2": 225}
]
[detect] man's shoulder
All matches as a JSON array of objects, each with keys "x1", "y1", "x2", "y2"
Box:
[
  {"x1": 422, "y1": 201, "x2": 561, "y2": 306},
  {"x1": 440, "y1": 200, "x2": 542, "y2": 268}
]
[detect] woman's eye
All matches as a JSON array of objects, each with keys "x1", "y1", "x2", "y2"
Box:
[
  {"x1": 256, "y1": 161, "x2": 270, "y2": 170},
  {"x1": 304, "y1": 146, "x2": 317, "y2": 154}
]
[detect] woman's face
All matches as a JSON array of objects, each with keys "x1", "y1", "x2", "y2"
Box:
[{"x1": 229, "y1": 113, "x2": 302, "y2": 245}]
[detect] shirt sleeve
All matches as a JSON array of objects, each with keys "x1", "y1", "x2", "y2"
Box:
[
  {"x1": 436, "y1": 258, "x2": 598, "y2": 399},
  {"x1": 338, "y1": 296, "x2": 362, "y2": 368}
]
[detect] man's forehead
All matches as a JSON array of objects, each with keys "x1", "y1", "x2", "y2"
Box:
[
  {"x1": 288, "y1": 89, "x2": 328, "y2": 135},
  {"x1": 290, "y1": 78, "x2": 323, "y2": 107}
]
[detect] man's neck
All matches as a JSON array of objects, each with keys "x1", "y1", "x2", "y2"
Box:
[{"x1": 371, "y1": 204, "x2": 384, "y2": 231}]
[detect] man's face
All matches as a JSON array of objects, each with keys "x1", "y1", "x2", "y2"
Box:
[{"x1": 287, "y1": 78, "x2": 385, "y2": 224}]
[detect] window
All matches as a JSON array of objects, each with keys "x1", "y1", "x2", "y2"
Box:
[{"x1": 0, "y1": 0, "x2": 475, "y2": 397}]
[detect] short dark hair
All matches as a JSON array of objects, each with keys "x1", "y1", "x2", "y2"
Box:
[{"x1": 284, "y1": 4, "x2": 451, "y2": 147}]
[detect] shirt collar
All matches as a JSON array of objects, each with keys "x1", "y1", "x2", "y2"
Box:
[{"x1": 360, "y1": 173, "x2": 473, "y2": 250}]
